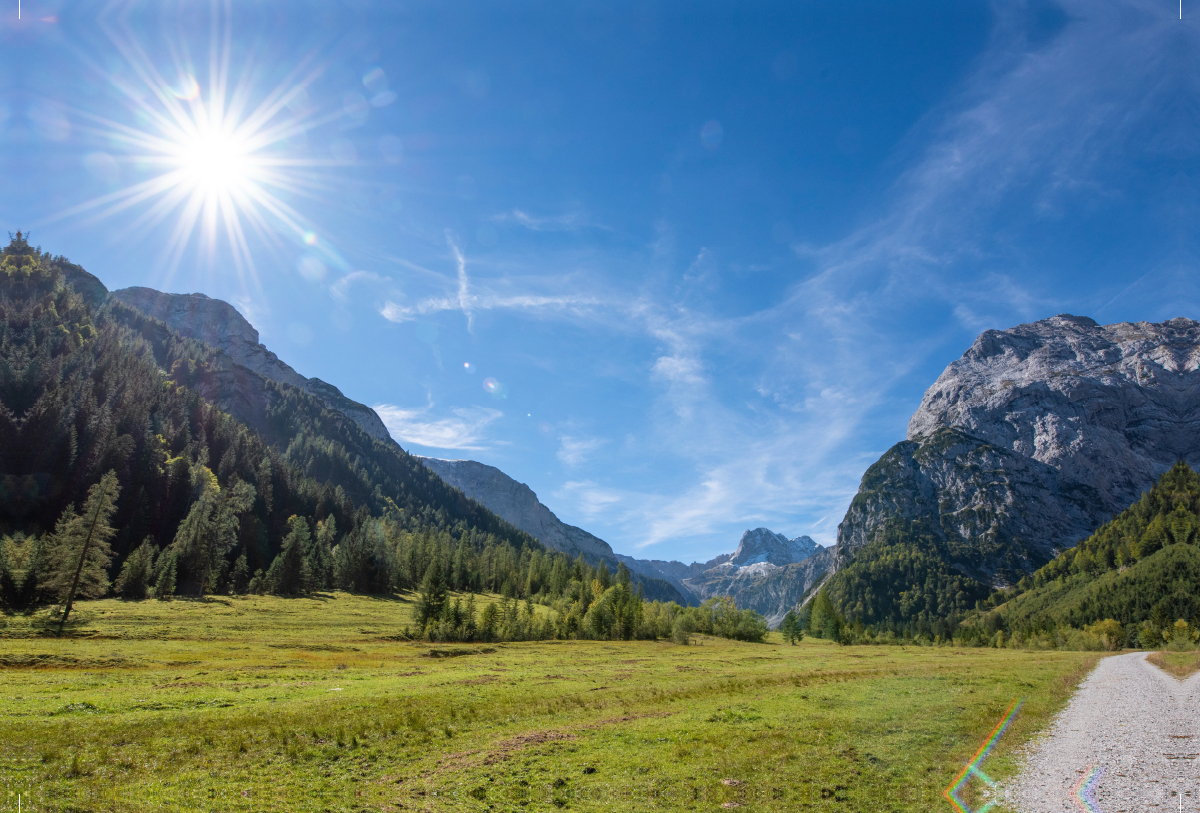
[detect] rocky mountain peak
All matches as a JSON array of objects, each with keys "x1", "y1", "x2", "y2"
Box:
[
  {"x1": 729, "y1": 528, "x2": 819, "y2": 567},
  {"x1": 838, "y1": 315, "x2": 1200, "y2": 585}
]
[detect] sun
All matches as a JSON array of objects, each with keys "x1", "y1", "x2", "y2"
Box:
[
  {"x1": 54, "y1": 11, "x2": 343, "y2": 288},
  {"x1": 175, "y1": 126, "x2": 255, "y2": 193}
]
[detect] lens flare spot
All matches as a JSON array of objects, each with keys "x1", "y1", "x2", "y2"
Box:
[
  {"x1": 483, "y1": 377, "x2": 506, "y2": 397},
  {"x1": 297, "y1": 256, "x2": 327, "y2": 282},
  {"x1": 303, "y1": 231, "x2": 318, "y2": 246},
  {"x1": 171, "y1": 75, "x2": 201, "y2": 101},
  {"x1": 700, "y1": 120, "x2": 723, "y2": 149},
  {"x1": 463, "y1": 362, "x2": 472, "y2": 371}
]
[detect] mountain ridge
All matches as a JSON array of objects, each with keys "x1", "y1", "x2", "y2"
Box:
[{"x1": 110, "y1": 287, "x2": 393, "y2": 445}]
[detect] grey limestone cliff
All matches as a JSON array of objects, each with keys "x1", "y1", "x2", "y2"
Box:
[
  {"x1": 675, "y1": 528, "x2": 824, "y2": 625},
  {"x1": 834, "y1": 314, "x2": 1200, "y2": 584},
  {"x1": 111, "y1": 287, "x2": 392, "y2": 444}
]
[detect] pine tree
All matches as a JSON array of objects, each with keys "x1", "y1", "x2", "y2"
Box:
[
  {"x1": 417, "y1": 560, "x2": 448, "y2": 625},
  {"x1": 40, "y1": 472, "x2": 121, "y2": 633},
  {"x1": 267, "y1": 516, "x2": 315, "y2": 595},
  {"x1": 113, "y1": 538, "x2": 158, "y2": 600},
  {"x1": 155, "y1": 550, "x2": 177, "y2": 599}
]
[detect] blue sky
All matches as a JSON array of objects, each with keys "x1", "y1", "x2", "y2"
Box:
[{"x1": 2, "y1": 1, "x2": 1197, "y2": 563}]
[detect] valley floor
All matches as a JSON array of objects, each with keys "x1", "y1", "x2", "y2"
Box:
[{"x1": 0, "y1": 594, "x2": 1098, "y2": 812}]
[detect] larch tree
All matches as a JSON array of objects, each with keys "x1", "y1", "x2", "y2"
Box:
[{"x1": 40, "y1": 471, "x2": 121, "y2": 633}]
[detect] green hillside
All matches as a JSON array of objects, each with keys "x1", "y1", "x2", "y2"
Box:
[
  {"x1": 804, "y1": 518, "x2": 990, "y2": 642},
  {"x1": 0, "y1": 234, "x2": 689, "y2": 619},
  {"x1": 961, "y1": 461, "x2": 1200, "y2": 646}
]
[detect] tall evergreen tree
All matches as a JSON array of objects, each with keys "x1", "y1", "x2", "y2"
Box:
[
  {"x1": 267, "y1": 516, "x2": 316, "y2": 595},
  {"x1": 40, "y1": 471, "x2": 120, "y2": 632},
  {"x1": 417, "y1": 560, "x2": 449, "y2": 626},
  {"x1": 170, "y1": 467, "x2": 255, "y2": 595},
  {"x1": 113, "y1": 538, "x2": 158, "y2": 600}
]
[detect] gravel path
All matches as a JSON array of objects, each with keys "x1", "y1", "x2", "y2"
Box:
[{"x1": 1006, "y1": 651, "x2": 1200, "y2": 812}]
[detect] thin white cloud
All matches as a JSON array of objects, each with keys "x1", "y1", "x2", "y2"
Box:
[
  {"x1": 550, "y1": 3, "x2": 1179, "y2": 558},
  {"x1": 491, "y1": 207, "x2": 606, "y2": 232},
  {"x1": 373, "y1": 404, "x2": 502, "y2": 450},
  {"x1": 330, "y1": 270, "x2": 383, "y2": 302},
  {"x1": 557, "y1": 435, "x2": 605, "y2": 466},
  {"x1": 374, "y1": 3, "x2": 1178, "y2": 562}
]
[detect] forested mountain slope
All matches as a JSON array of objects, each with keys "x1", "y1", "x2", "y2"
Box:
[
  {"x1": 0, "y1": 234, "x2": 542, "y2": 604},
  {"x1": 418, "y1": 457, "x2": 686, "y2": 603},
  {"x1": 962, "y1": 462, "x2": 1200, "y2": 644}
]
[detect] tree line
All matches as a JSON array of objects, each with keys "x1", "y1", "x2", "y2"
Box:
[{"x1": 0, "y1": 235, "x2": 768, "y2": 644}]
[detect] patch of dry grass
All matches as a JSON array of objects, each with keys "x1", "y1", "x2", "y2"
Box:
[{"x1": 1146, "y1": 650, "x2": 1200, "y2": 678}]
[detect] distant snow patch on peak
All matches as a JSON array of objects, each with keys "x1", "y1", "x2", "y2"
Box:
[{"x1": 729, "y1": 527, "x2": 819, "y2": 568}]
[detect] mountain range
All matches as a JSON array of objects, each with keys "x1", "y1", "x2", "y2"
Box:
[
  {"x1": 418, "y1": 456, "x2": 821, "y2": 616},
  {"x1": 12, "y1": 233, "x2": 1196, "y2": 632}
]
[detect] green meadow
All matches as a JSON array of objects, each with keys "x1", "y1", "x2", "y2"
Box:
[{"x1": 0, "y1": 594, "x2": 1098, "y2": 812}]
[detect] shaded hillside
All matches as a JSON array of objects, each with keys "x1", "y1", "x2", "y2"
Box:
[
  {"x1": 0, "y1": 234, "x2": 539, "y2": 602},
  {"x1": 961, "y1": 462, "x2": 1200, "y2": 643},
  {"x1": 418, "y1": 457, "x2": 687, "y2": 603}
]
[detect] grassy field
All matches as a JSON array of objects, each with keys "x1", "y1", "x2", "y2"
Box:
[
  {"x1": 1146, "y1": 649, "x2": 1200, "y2": 678},
  {"x1": 0, "y1": 593, "x2": 1100, "y2": 812}
]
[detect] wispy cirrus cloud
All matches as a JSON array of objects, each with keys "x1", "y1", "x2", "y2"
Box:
[
  {"x1": 557, "y1": 435, "x2": 605, "y2": 466},
  {"x1": 491, "y1": 207, "x2": 606, "y2": 232},
  {"x1": 365, "y1": 2, "x2": 1187, "y2": 561},
  {"x1": 373, "y1": 404, "x2": 503, "y2": 450},
  {"x1": 378, "y1": 237, "x2": 605, "y2": 327},
  {"x1": 549, "y1": 1, "x2": 1192, "y2": 557},
  {"x1": 330, "y1": 270, "x2": 383, "y2": 302}
]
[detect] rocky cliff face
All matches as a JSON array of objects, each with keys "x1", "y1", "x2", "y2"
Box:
[
  {"x1": 110, "y1": 287, "x2": 392, "y2": 444},
  {"x1": 680, "y1": 548, "x2": 835, "y2": 627},
  {"x1": 835, "y1": 315, "x2": 1200, "y2": 584},
  {"x1": 675, "y1": 529, "x2": 823, "y2": 623},
  {"x1": 728, "y1": 528, "x2": 818, "y2": 566}
]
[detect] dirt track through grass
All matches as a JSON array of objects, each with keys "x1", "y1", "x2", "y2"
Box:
[{"x1": 1, "y1": 594, "x2": 1098, "y2": 812}]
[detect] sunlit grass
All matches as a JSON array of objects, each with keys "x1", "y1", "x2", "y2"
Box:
[{"x1": 0, "y1": 594, "x2": 1100, "y2": 812}]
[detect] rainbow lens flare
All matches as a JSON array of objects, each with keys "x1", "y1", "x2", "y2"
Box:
[
  {"x1": 943, "y1": 699, "x2": 1022, "y2": 813},
  {"x1": 1071, "y1": 764, "x2": 1103, "y2": 812}
]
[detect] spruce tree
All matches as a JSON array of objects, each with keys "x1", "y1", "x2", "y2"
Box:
[
  {"x1": 230, "y1": 553, "x2": 250, "y2": 594},
  {"x1": 113, "y1": 538, "x2": 158, "y2": 600},
  {"x1": 170, "y1": 468, "x2": 255, "y2": 596},
  {"x1": 780, "y1": 610, "x2": 802, "y2": 645},
  {"x1": 154, "y1": 550, "x2": 177, "y2": 599},
  {"x1": 417, "y1": 560, "x2": 448, "y2": 625},
  {"x1": 311, "y1": 516, "x2": 337, "y2": 589},
  {"x1": 267, "y1": 516, "x2": 315, "y2": 595}
]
